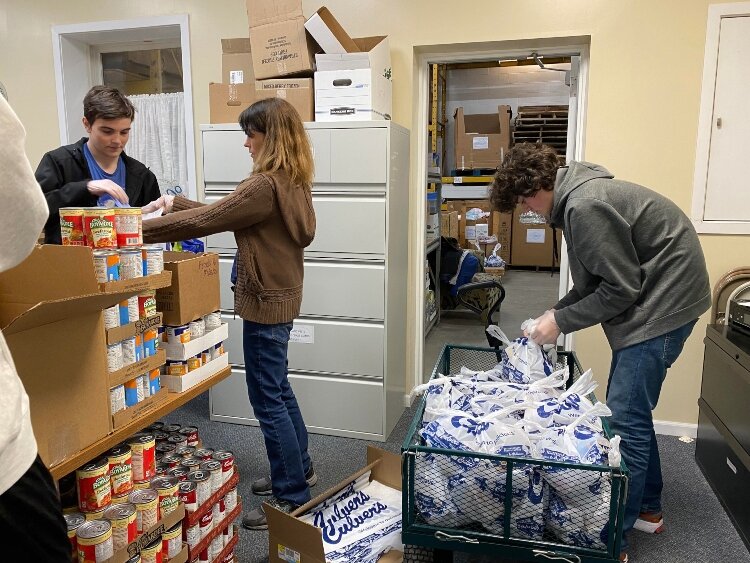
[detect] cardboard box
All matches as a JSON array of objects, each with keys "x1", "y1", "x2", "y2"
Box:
[
  {"x1": 315, "y1": 36, "x2": 390, "y2": 78},
  {"x1": 454, "y1": 105, "x2": 511, "y2": 170},
  {"x1": 102, "y1": 503, "x2": 186, "y2": 563},
  {"x1": 458, "y1": 200, "x2": 493, "y2": 247},
  {"x1": 106, "y1": 312, "x2": 163, "y2": 345},
  {"x1": 246, "y1": 0, "x2": 303, "y2": 27},
  {"x1": 209, "y1": 82, "x2": 256, "y2": 124},
  {"x1": 493, "y1": 210, "x2": 513, "y2": 264},
  {"x1": 255, "y1": 78, "x2": 314, "y2": 122},
  {"x1": 510, "y1": 206, "x2": 562, "y2": 267},
  {"x1": 304, "y1": 7, "x2": 359, "y2": 54},
  {"x1": 0, "y1": 246, "x2": 150, "y2": 467},
  {"x1": 161, "y1": 353, "x2": 229, "y2": 393},
  {"x1": 221, "y1": 38, "x2": 255, "y2": 85},
  {"x1": 156, "y1": 252, "x2": 220, "y2": 326},
  {"x1": 315, "y1": 68, "x2": 392, "y2": 121},
  {"x1": 267, "y1": 446, "x2": 403, "y2": 563},
  {"x1": 162, "y1": 323, "x2": 228, "y2": 361},
  {"x1": 440, "y1": 211, "x2": 459, "y2": 240},
  {"x1": 112, "y1": 387, "x2": 170, "y2": 430}
]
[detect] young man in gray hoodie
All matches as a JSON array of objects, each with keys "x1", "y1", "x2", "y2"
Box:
[{"x1": 490, "y1": 143, "x2": 711, "y2": 560}]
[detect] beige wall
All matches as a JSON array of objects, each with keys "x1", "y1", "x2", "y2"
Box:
[{"x1": 2, "y1": 0, "x2": 744, "y2": 425}]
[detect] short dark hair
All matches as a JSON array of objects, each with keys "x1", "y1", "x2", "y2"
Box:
[
  {"x1": 83, "y1": 85, "x2": 135, "y2": 124},
  {"x1": 489, "y1": 143, "x2": 559, "y2": 212}
]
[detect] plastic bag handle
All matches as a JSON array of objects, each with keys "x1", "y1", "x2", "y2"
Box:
[
  {"x1": 561, "y1": 368, "x2": 597, "y2": 400},
  {"x1": 528, "y1": 367, "x2": 569, "y2": 390},
  {"x1": 567, "y1": 401, "x2": 612, "y2": 431},
  {"x1": 486, "y1": 325, "x2": 512, "y2": 347}
]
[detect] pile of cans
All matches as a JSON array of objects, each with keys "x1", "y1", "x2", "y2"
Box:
[
  {"x1": 63, "y1": 423, "x2": 238, "y2": 563},
  {"x1": 163, "y1": 311, "x2": 225, "y2": 377}
]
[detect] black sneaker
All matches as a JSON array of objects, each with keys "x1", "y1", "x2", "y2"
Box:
[
  {"x1": 242, "y1": 496, "x2": 299, "y2": 530},
  {"x1": 251, "y1": 463, "x2": 318, "y2": 496}
]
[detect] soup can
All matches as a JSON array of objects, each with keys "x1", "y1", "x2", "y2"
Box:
[
  {"x1": 129, "y1": 489, "x2": 159, "y2": 534},
  {"x1": 203, "y1": 311, "x2": 221, "y2": 332},
  {"x1": 77, "y1": 457, "x2": 111, "y2": 512},
  {"x1": 143, "y1": 329, "x2": 158, "y2": 358},
  {"x1": 147, "y1": 422, "x2": 165, "y2": 432},
  {"x1": 175, "y1": 445, "x2": 196, "y2": 458},
  {"x1": 188, "y1": 470, "x2": 212, "y2": 508},
  {"x1": 166, "y1": 325, "x2": 191, "y2": 344},
  {"x1": 103, "y1": 304, "x2": 120, "y2": 329},
  {"x1": 132, "y1": 480, "x2": 151, "y2": 491},
  {"x1": 60, "y1": 208, "x2": 86, "y2": 246},
  {"x1": 161, "y1": 454, "x2": 182, "y2": 469},
  {"x1": 111, "y1": 493, "x2": 130, "y2": 505},
  {"x1": 124, "y1": 378, "x2": 144, "y2": 408},
  {"x1": 84, "y1": 208, "x2": 117, "y2": 249},
  {"x1": 180, "y1": 457, "x2": 201, "y2": 472},
  {"x1": 65, "y1": 512, "x2": 86, "y2": 561},
  {"x1": 162, "y1": 521, "x2": 183, "y2": 560},
  {"x1": 126, "y1": 555, "x2": 142, "y2": 563},
  {"x1": 178, "y1": 426, "x2": 200, "y2": 448},
  {"x1": 167, "y1": 434, "x2": 187, "y2": 448},
  {"x1": 140, "y1": 536, "x2": 162, "y2": 563},
  {"x1": 201, "y1": 349, "x2": 211, "y2": 365},
  {"x1": 119, "y1": 247, "x2": 143, "y2": 279},
  {"x1": 166, "y1": 361, "x2": 188, "y2": 376},
  {"x1": 156, "y1": 442, "x2": 177, "y2": 457},
  {"x1": 119, "y1": 296, "x2": 139, "y2": 325},
  {"x1": 114, "y1": 207, "x2": 143, "y2": 248},
  {"x1": 194, "y1": 449, "x2": 214, "y2": 462},
  {"x1": 85, "y1": 508, "x2": 107, "y2": 521},
  {"x1": 151, "y1": 476, "x2": 180, "y2": 519},
  {"x1": 167, "y1": 466, "x2": 190, "y2": 482},
  {"x1": 183, "y1": 520, "x2": 200, "y2": 549},
  {"x1": 122, "y1": 337, "x2": 137, "y2": 366},
  {"x1": 128, "y1": 433, "x2": 156, "y2": 482},
  {"x1": 107, "y1": 343, "x2": 123, "y2": 373},
  {"x1": 139, "y1": 374, "x2": 150, "y2": 399},
  {"x1": 93, "y1": 250, "x2": 120, "y2": 283},
  {"x1": 138, "y1": 291, "x2": 157, "y2": 319},
  {"x1": 76, "y1": 520, "x2": 113, "y2": 562},
  {"x1": 134, "y1": 334, "x2": 144, "y2": 362},
  {"x1": 188, "y1": 318, "x2": 205, "y2": 339},
  {"x1": 110, "y1": 385, "x2": 126, "y2": 415},
  {"x1": 211, "y1": 502, "x2": 220, "y2": 527},
  {"x1": 108, "y1": 444, "x2": 133, "y2": 497},
  {"x1": 212, "y1": 451, "x2": 234, "y2": 484},
  {"x1": 209, "y1": 534, "x2": 223, "y2": 560},
  {"x1": 198, "y1": 510, "x2": 213, "y2": 539},
  {"x1": 224, "y1": 487, "x2": 237, "y2": 512},
  {"x1": 162, "y1": 424, "x2": 181, "y2": 434},
  {"x1": 187, "y1": 356, "x2": 202, "y2": 372},
  {"x1": 149, "y1": 369, "x2": 161, "y2": 395},
  {"x1": 178, "y1": 481, "x2": 198, "y2": 513},
  {"x1": 200, "y1": 461, "x2": 222, "y2": 496},
  {"x1": 103, "y1": 503, "x2": 137, "y2": 552},
  {"x1": 222, "y1": 523, "x2": 233, "y2": 547},
  {"x1": 142, "y1": 245, "x2": 164, "y2": 276},
  {"x1": 218, "y1": 497, "x2": 226, "y2": 524}
]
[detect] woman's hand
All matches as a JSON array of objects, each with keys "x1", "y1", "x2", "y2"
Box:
[{"x1": 142, "y1": 194, "x2": 175, "y2": 214}]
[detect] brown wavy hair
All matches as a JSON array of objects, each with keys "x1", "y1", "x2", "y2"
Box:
[
  {"x1": 239, "y1": 98, "x2": 314, "y2": 188},
  {"x1": 83, "y1": 85, "x2": 135, "y2": 124},
  {"x1": 489, "y1": 143, "x2": 559, "y2": 212}
]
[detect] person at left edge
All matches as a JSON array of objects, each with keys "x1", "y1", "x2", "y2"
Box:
[{"x1": 34, "y1": 85, "x2": 161, "y2": 244}]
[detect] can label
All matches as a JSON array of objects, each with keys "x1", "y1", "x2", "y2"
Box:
[
  {"x1": 129, "y1": 436, "x2": 156, "y2": 481},
  {"x1": 108, "y1": 450, "x2": 133, "y2": 496},
  {"x1": 224, "y1": 487, "x2": 237, "y2": 511},
  {"x1": 184, "y1": 523, "x2": 200, "y2": 549},
  {"x1": 140, "y1": 538, "x2": 162, "y2": 563},
  {"x1": 103, "y1": 305, "x2": 120, "y2": 330},
  {"x1": 110, "y1": 385, "x2": 126, "y2": 415},
  {"x1": 84, "y1": 209, "x2": 117, "y2": 249},
  {"x1": 114, "y1": 208, "x2": 143, "y2": 248},
  {"x1": 138, "y1": 291, "x2": 157, "y2": 319},
  {"x1": 104, "y1": 504, "x2": 137, "y2": 552},
  {"x1": 199, "y1": 511, "x2": 213, "y2": 538},
  {"x1": 142, "y1": 246, "x2": 164, "y2": 276},
  {"x1": 122, "y1": 337, "x2": 137, "y2": 366},
  {"x1": 163, "y1": 522, "x2": 183, "y2": 558},
  {"x1": 143, "y1": 329, "x2": 158, "y2": 358},
  {"x1": 107, "y1": 343, "x2": 123, "y2": 373},
  {"x1": 166, "y1": 361, "x2": 188, "y2": 376},
  {"x1": 125, "y1": 378, "x2": 144, "y2": 407},
  {"x1": 77, "y1": 533, "x2": 113, "y2": 562},
  {"x1": 187, "y1": 357, "x2": 202, "y2": 372},
  {"x1": 119, "y1": 248, "x2": 143, "y2": 279},
  {"x1": 93, "y1": 250, "x2": 120, "y2": 283},
  {"x1": 178, "y1": 482, "x2": 198, "y2": 513},
  {"x1": 60, "y1": 208, "x2": 86, "y2": 246}
]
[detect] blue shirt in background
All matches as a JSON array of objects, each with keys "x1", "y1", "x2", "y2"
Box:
[{"x1": 83, "y1": 142, "x2": 128, "y2": 207}]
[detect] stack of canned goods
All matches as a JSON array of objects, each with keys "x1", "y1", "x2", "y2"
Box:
[{"x1": 162, "y1": 311, "x2": 225, "y2": 378}]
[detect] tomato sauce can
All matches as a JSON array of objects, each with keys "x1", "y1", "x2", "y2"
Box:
[
  {"x1": 114, "y1": 207, "x2": 143, "y2": 248},
  {"x1": 178, "y1": 481, "x2": 198, "y2": 513},
  {"x1": 93, "y1": 250, "x2": 120, "y2": 283},
  {"x1": 178, "y1": 426, "x2": 200, "y2": 447},
  {"x1": 129, "y1": 489, "x2": 159, "y2": 534},
  {"x1": 128, "y1": 433, "x2": 156, "y2": 482},
  {"x1": 200, "y1": 461, "x2": 223, "y2": 496},
  {"x1": 140, "y1": 536, "x2": 163, "y2": 563},
  {"x1": 103, "y1": 503, "x2": 137, "y2": 552},
  {"x1": 108, "y1": 444, "x2": 133, "y2": 497},
  {"x1": 119, "y1": 247, "x2": 143, "y2": 279},
  {"x1": 188, "y1": 470, "x2": 212, "y2": 508},
  {"x1": 84, "y1": 208, "x2": 117, "y2": 249},
  {"x1": 212, "y1": 451, "x2": 234, "y2": 484},
  {"x1": 162, "y1": 521, "x2": 183, "y2": 560},
  {"x1": 65, "y1": 512, "x2": 86, "y2": 561},
  {"x1": 150, "y1": 476, "x2": 179, "y2": 519},
  {"x1": 77, "y1": 458, "x2": 112, "y2": 513},
  {"x1": 60, "y1": 208, "x2": 86, "y2": 246},
  {"x1": 76, "y1": 520, "x2": 114, "y2": 562}
]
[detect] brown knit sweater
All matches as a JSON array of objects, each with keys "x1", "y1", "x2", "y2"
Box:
[{"x1": 143, "y1": 172, "x2": 316, "y2": 324}]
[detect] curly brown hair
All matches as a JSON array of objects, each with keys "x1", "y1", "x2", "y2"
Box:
[
  {"x1": 489, "y1": 143, "x2": 559, "y2": 212},
  {"x1": 83, "y1": 85, "x2": 135, "y2": 125}
]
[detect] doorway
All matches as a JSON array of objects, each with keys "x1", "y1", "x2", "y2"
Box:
[{"x1": 412, "y1": 37, "x2": 590, "y2": 391}]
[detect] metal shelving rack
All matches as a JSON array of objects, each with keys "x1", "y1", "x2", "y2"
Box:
[{"x1": 425, "y1": 174, "x2": 442, "y2": 336}]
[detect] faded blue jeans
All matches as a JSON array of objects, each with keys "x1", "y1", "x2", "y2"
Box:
[
  {"x1": 606, "y1": 319, "x2": 697, "y2": 550},
  {"x1": 243, "y1": 320, "x2": 312, "y2": 506}
]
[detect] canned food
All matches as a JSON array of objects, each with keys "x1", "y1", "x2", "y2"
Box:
[
  {"x1": 199, "y1": 548, "x2": 210, "y2": 562},
  {"x1": 161, "y1": 454, "x2": 182, "y2": 469},
  {"x1": 175, "y1": 445, "x2": 196, "y2": 458},
  {"x1": 218, "y1": 496, "x2": 226, "y2": 523},
  {"x1": 147, "y1": 422, "x2": 165, "y2": 432},
  {"x1": 188, "y1": 470, "x2": 212, "y2": 507},
  {"x1": 151, "y1": 476, "x2": 179, "y2": 519},
  {"x1": 65, "y1": 512, "x2": 86, "y2": 561},
  {"x1": 178, "y1": 426, "x2": 200, "y2": 447},
  {"x1": 119, "y1": 296, "x2": 139, "y2": 325},
  {"x1": 187, "y1": 356, "x2": 202, "y2": 372},
  {"x1": 128, "y1": 434, "x2": 156, "y2": 482},
  {"x1": 211, "y1": 502, "x2": 220, "y2": 526},
  {"x1": 76, "y1": 520, "x2": 113, "y2": 562},
  {"x1": 143, "y1": 329, "x2": 158, "y2": 358},
  {"x1": 199, "y1": 510, "x2": 213, "y2": 539},
  {"x1": 183, "y1": 521, "x2": 200, "y2": 549},
  {"x1": 84, "y1": 208, "x2": 117, "y2": 249},
  {"x1": 103, "y1": 503, "x2": 137, "y2": 552},
  {"x1": 153, "y1": 430, "x2": 169, "y2": 443},
  {"x1": 111, "y1": 493, "x2": 130, "y2": 505},
  {"x1": 142, "y1": 245, "x2": 164, "y2": 276},
  {"x1": 224, "y1": 487, "x2": 237, "y2": 511},
  {"x1": 119, "y1": 247, "x2": 143, "y2": 279},
  {"x1": 124, "y1": 378, "x2": 144, "y2": 408},
  {"x1": 60, "y1": 208, "x2": 86, "y2": 246},
  {"x1": 107, "y1": 343, "x2": 123, "y2": 373},
  {"x1": 162, "y1": 522, "x2": 183, "y2": 560},
  {"x1": 166, "y1": 361, "x2": 188, "y2": 376},
  {"x1": 167, "y1": 434, "x2": 187, "y2": 448},
  {"x1": 135, "y1": 334, "x2": 144, "y2": 362},
  {"x1": 122, "y1": 337, "x2": 137, "y2": 366},
  {"x1": 188, "y1": 318, "x2": 205, "y2": 339},
  {"x1": 108, "y1": 445, "x2": 133, "y2": 497},
  {"x1": 115, "y1": 207, "x2": 143, "y2": 248},
  {"x1": 85, "y1": 508, "x2": 107, "y2": 521},
  {"x1": 138, "y1": 291, "x2": 157, "y2": 319},
  {"x1": 129, "y1": 489, "x2": 159, "y2": 533},
  {"x1": 203, "y1": 311, "x2": 221, "y2": 332},
  {"x1": 167, "y1": 466, "x2": 190, "y2": 481},
  {"x1": 104, "y1": 304, "x2": 120, "y2": 329},
  {"x1": 201, "y1": 349, "x2": 211, "y2": 365},
  {"x1": 162, "y1": 423, "x2": 181, "y2": 434},
  {"x1": 213, "y1": 342, "x2": 225, "y2": 359},
  {"x1": 156, "y1": 442, "x2": 177, "y2": 456},
  {"x1": 140, "y1": 536, "x2": 162, "y2": 563},
  {"x1": 222, "y1": 522, "x2": 233, "y2": 546},
  {"x1": 155, "y1": 463, "x2": 168, "y2": 477},
  {"x1": 132, "y1": 480, "x2": 151, "y2": 491},
  {"x1": 209, "y1": 534, "x2": 223, "y2": 559},
  {"x1": 77, "y1": 457, "x2": 111, "y2": 512},
  {"x1": 181, "y1": 457, "x2": 201, "y2": 472},
  {"x1": 149, "y1": 370, "x2": 161, "y2": 395},
  {"x1": 166, "y1": 325, "x2": 191, "y2": 345},
  {"x1": 139, "y1": 374, "x2": 150, "y2": 399},
  {"x1": 194, "y1": 448, "x2": 214, "y2": 462},
  {"x1": 178, "y1": 481, "x2": 198, "y2": 513},
  {"x1": 126, "y1": 554, "x2": 142, "y2": 563},
  {"x1": 212, "y1": 451, "x2": 234, "y2": 484},
  {"x1": 200, "y1": 461, "x2": 222, "y2": 496},
  {"x1": 110, "y1": 385, "x2": 126, "y2": 415}
]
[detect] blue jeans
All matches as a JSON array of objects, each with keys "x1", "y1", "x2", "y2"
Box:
[
  {"x1": 243, "y1": 320, "x2": 311, "y2": 506},
  {"x1": 606, "y1": 320, "x2": 697, "y2": 550}
]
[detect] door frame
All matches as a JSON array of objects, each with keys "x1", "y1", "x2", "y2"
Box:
[{"x1": 410, "y1": 37, "x2": 590, "y2": 395}]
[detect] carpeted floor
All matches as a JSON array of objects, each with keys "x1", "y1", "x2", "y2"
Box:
[{"x1": 166, "y1": 390, "x2": 750, "y2": 563}]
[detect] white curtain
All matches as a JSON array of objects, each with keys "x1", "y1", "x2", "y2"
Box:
[{"x1": 127, "y1": 93, "x2": 188, "y2": 198}]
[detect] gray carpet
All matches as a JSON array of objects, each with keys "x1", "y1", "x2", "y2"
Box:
[{"x1": 166, "y1": 390, "x2": 750, "y2": 563}]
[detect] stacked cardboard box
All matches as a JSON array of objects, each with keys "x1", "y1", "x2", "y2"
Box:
[
  {"x1": 454, "y1": 105, "x2": 512, "y2": 170},
  {"x1": 209, "y1": 39, "x2": 257, "y2": 124},
  {"x1": 511, "y1": 206, "x2": 562, "y2": 268}
]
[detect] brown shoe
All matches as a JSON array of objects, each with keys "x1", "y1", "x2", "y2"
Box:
[
  {"x1": 619, "y1": 552, "x2": 628, "y2": 562},
  {"x1": 634, "y1": 510, "x2": 665, "y2": 534}
]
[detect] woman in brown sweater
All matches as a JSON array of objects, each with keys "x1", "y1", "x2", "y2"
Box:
[{"x1": 143, "y1": 98, "x2": 317, "y2": 529}]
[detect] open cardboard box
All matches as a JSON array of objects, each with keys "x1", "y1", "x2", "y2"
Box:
[
  {"x1": 107, "y1": 312, "x2": 163, "y2": 345},
  {"x1": 163, "y1": 322, "x2": 228, "y2": 361},
  {"x1": 161, "y1": 353, "x2": 229, "y2": 393},
  {"x1": 156, "y1": 252, "x2": 220, "y2": 326},
  {"x1": 102, "y1": 503, "x2": 186, "y2": 563},
  {"x1": 0, "y1": 245, "x2": 166, "y2": 467},
  {"x1": 304, "y1": 6, "x2": 359, "y2": 54},
  {"x1": 267, "y1": 446, "x2": 403, "y2": 563}
]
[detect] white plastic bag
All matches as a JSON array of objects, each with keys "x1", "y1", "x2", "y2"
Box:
[{"x1": 499, "y1": 326, "x2": 555, "y2": 384}]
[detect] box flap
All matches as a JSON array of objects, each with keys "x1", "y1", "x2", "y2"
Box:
[
  {"x1": 352, "y1": 36, "x2": 387, "y2": 53},
  {"x1": 247, "y1": 0, "x2": 303, "y2": 27},
  {"x1": 304, "y1": 7, "x2": 359, "y2": 54},
  {"x1": 267, "y1": 506, "x2": 326, "y2": 562},
  {"x1": 221, "y1": 37, "x2": 252, "y2": 54},
  {"x1": 463, "y1": 112, "x2": 502, "y2": 135},
  {"x1": 366, "y1": 446, "x2": 402, "y2": 491},
  {"x1": 315, "y1": 36, "x2": 389, "y2": 72}
]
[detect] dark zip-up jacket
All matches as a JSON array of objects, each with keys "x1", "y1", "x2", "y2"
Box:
[
  {"x1": 550, "y1": 161, "x2": 711, "y2": 350},
  {"x1": 35, "y1": 137, "x2": 161, "y2": 244}
]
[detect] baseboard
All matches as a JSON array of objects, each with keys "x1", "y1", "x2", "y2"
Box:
[
  {"x1": 404, "y1": 394, "x2": 413, "y2": 408},
  {"x1": 654, "y1": 419, "x2": 697, "y2": 438}
]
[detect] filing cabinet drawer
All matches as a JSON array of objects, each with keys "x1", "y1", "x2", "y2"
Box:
[
  {"x1": 202, "y1": 130, "x2": 252, "y2": 185},
  {"x1": 301, "y1": 260, "x2": 385, "y2": 320},
  {"x1": 308, "y1": 196, "x2": 385, "y2": 255}
]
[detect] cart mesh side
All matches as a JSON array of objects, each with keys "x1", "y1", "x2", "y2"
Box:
[{"x1": 403, "y1": 345, "x2": 628, "y2": 562}]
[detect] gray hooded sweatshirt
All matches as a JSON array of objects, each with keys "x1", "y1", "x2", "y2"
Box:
[{"x1": 550, "y1": 161, "x2": 710, "y2": 350}]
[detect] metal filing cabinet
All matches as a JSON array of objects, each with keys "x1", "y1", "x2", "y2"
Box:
[{"x1": 201, "y1": 122, "x2": 409, "y2": 441}]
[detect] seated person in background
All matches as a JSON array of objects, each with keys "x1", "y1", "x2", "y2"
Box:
[{"x1": 35, "y1": 85, "x2": 160, "y2": 244}]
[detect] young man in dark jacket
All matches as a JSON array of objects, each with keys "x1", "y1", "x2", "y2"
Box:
[
  {"x1": 35, "y1": 85, "x2": 161, "y2": 244},
  {"x1": 490, "y1": 143, "x2": 711, "y2": 561}
]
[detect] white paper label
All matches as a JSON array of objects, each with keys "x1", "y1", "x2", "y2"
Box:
[
  {"x1": 475, "y1": 223, "x2": 489, "y2": 237},
  {"x1": 454, "y1": 176, "x2": 463, "y2": 184},
  {"x1": 229, "y1": 70, "x2": 244, "y2": 85},
  {"x1": 278, "y1": 544, "x2": 301, "y2": 563},
  {"x1": 290, "y1": 324, "x2": 314, "y2": 344},
  {"x1": 526, "y1": 229, "x2": 546, "y2": 244},
  {"x1": 465, "y1": 225, "x2": 476, "y2": 240},
  {"x1": 473, "y1": 136, "x2": 489, "y2": 150}
]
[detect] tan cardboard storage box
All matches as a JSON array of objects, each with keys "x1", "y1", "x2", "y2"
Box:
[
  {"x1": 255, "y1": 78, "x2": 314, "y2": 121},
  {"x1": 221, "y1": 37, "x2": 255, "y2": 85},
  {"x1": 156, "y1": 252, "x2": 220, "y2": 326},
  {"x1": 511, "y1": 206, "x2": 561, "y2": 267},
  {"x1": 454, "y1": 105, "x2": 511, "y2": 170},
  {"x1": 209, "y1": 82, "x2": 256, "y2": 124},
  {"x1": 304, "y1": 6, "x2": 359, "y2": 54},
  {"x1": 267, "y1": 446, "x2": 403, "y2": 563},
  {"x1": 458, "y1": 199, "x2": 493, "y2": 248}
]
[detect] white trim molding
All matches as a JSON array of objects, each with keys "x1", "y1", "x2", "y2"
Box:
[{"x1": 654, "y1": 419, "x2": 698, "y2": 439}]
